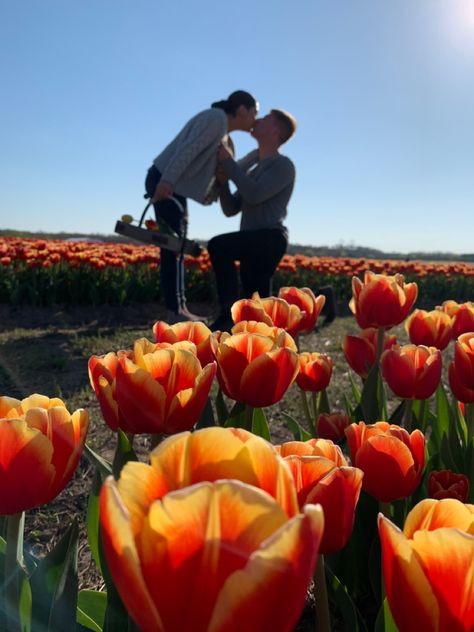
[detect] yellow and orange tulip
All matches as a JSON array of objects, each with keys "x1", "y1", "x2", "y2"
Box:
[
  {"x1": 378, "y1": 498, "x2": 474, "y2": 632},
  {"x1": 211, "y1": 331, "x2": 299, "y2": 407},
  {"x1": 405, "y1": 309, "x2": 453, "y2": 351},
  {"x1": 452, "y1": 301, "x2": 474, "y2": 339},
  {"x1": 345, "y1": 421, "x2": 425, "y2": 502},
  {"x1": 230, "y1": 320, "x2": 297, "y2": 351},
  {"x1": 277, "y1": 439, "x2": 363, "y2": 553},
  {"x1": 277, "y1": 286, "x2": 326, "y2": 333},
  {"x1": 349, "y1": 271, "x2": 418, "y2": 329},
  {"x1": 342, "y1": 327, "x2": 397, "y2": 379},
  {"x1": 89, "y1": 338, "x2": 216, "y2": 434},
  {"x1": 100, "y1": 477, "x2": 324, "y2": 632},
  {"x1": 0, "y1": 394, "x2": 88, "y2": 515},
  {"x1": 152, "y1": 320, "x2": 214, "y2": 366},
  {"x1": 296, "y1": 352, "x2": 333, "y2": 392},
  {"x1": 380, "y1": 344, "x2": 442, "y2": 400},
  {"x1": 147, "y1": 426, "x2": 299, "y2": 516},
  {"x1": 231, "y1": 294, "x2": 306, "y2": 338}
]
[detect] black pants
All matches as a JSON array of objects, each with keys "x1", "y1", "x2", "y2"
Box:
[
  {"x1": 145, "y1": 166, "x2": 187, "y2": 312},
  {"x1": 208, "y1": 228, "x2": 288, "y2": 315}
]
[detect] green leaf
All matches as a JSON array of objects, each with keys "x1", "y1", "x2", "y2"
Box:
[
  {"x1": 86, "y1": 469, "x2": 103, "y2": 575},
  {"x1": 112, "y1": 431, "x2": 138, "y2": 480},
  {"x1": 360, "y1": 362, "x2": 382, "y2": 423},
  {"x1": 83, "y1": 443, "x2": 113, "y2": 479},
  {"x1": 280, "y1": 412, "x2": 312, "y2": 441},
  {"x1": 348, "y1": 371, "x2": 362, "y2": 404},
  {"x1": 196, "y1": 396, "x2": 216, "y2": 428},
  {"x1": 388, "y1": 400, "x2": 404, "y2": 425},
  {"x1": 30, "y1": 518, "x2": 79, "y2": 632},
  {"x1": 215, "y1": 388, "x2": 230, "y2": 424},
  {"x1": 224, "y1": 401, "x2": 246, "y2": 428},
  {"x1": 430, "y1": 383, "x2": 451, "y2": 452},
  {"x1": 77, "y1": 590, "x2": 107, "y2": 632},
  {"x1": 251, "y1": 408, "x2": 271, "y2": 441},
  {"x1": 325, "y1": 564, "x2": 368, "y2": 632},
  {"x1": 374, "y1": 597, "x2": 398, "y2": 632}
]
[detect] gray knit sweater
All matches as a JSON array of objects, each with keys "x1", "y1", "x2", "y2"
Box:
[
  {"x1": 153, "y1": 108, "x2": 228, "y2": 204},
  {"x1": 220, "y1": 150, "x2": 295, "y2": 236}
]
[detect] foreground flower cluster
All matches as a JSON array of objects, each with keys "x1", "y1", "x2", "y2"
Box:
[{"x1": 1, "y1": 270, "x2": 474, "y2": 631}]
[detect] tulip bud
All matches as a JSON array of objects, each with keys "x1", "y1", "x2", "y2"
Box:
[{"x1": 121, "y1": 214, "x2": 134, "y2": 223}]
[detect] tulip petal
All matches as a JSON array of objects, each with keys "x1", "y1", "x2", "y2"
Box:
[
  {"x1": 378, "y1": 514, "x2": 439, "y2": 632},
  {"x1": 100, "y1": 478, "x2": 164, "y2": 632},
  {"x1": 404, "y1": 498, "x2": 474, "y2": 537},
  {"x1": 209, "y1": 503, "x2": 324, "y2": 632},
  {"x1": 240, "y1": 347, "x2": 298, "y2": 408}
]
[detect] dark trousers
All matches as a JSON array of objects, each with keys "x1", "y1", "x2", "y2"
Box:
[
  {"x1": 208, "y1": 228, "x2": 288, "y2": 315},
  {"x1": 145, "y1": 166, "x2": 187, "y2": 312}
]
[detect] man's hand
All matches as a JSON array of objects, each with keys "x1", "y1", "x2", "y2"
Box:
[
  {"x1": 217, "y1": 144, "x2": 233, "y2": 163},
  {"x1": 152, "y1": 180, "x2": 173, "y2": 202},
  {"x1": 215, "y1": 165, "x2": 228, "y2": 185}
]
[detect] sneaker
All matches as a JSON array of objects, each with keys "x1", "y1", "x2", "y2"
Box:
[
  {"x1": 178, "y1": 306, "x2": 206, "y2": 322},
  {"x1": 209, "y1": 314, "x2": 234, "y2": 332}
]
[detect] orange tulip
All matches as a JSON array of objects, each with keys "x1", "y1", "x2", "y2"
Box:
[
  {"x1": 211, "y1": 332, "x2": 299, "y2": 407},
  {"x1": 378, "y1": 499, "x2": 474, "y2": 632},
  {"x1": 276, "y1": 437, "x2": 348, "y2": 466},
  {"x1": 100, "y1": 478, "x2": 324, "y2": 632},
  {"x1": 316, "y1": 412, "x2": 351, "y2": 442},
  {"x1": 278, "y1": 440, "x2": 363, "y2": 553},
  {"x1": 436, "y1": 299, "x2": 460, "y2": 319},
  {"x1": 147, "y1": 426, "x2": 299, "y2": 516},
  {"x1": 89, "y1": 338, "x2": 216, "y2": 434},
  {"x1": 349, "y1": 271, "x2": 418, "y2": 329},
  {"x1": 345, "y1": 421, "x2": 425, "y2": 502},
  {"x1": 231, "y1": 294, "x2": 305, "y2": 338},
  {"x1": 452, "y1": 302, "x2": 474, "y2": 339},
  {"x1": 428, "y1": 470, "x2": 469, "y2": 502},
  {"x1": 230, "y1": 320, "x2": 297, "y2": 351},
  {"x1": 277, "y1": 286, "x2": 326, "y2": 333},
  {"x1": 152, "y1": 320, "x2": 213, "y2": 365},
  {"x1": 296, "y1": 352, "x2": 333, "y2": 392},
  {"x1": 342, "y1": 327, "x2": 397, "y2": 379},
  {"x1": 380, "y1": 344, "x2": 442, "y2": 400},
  {"x1": 0, "y1": 394, "x2": 88, "y2": 515},
  {"x1": 405, "y1": 309, "x2": 453, "y2": 350}
]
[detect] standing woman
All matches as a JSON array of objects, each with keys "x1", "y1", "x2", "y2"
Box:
[{"x1": 145, "y1": 90, "x2": 258, "y2": 323}]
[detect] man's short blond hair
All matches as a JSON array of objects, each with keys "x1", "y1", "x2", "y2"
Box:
[{"x1": 271, "y1": 109, "x2": 297, "y2": 145}]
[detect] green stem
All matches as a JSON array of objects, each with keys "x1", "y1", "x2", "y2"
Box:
[
  {"x1": 376, "y1": 327, "x2": 385, "y2": 365},
  {"x1": 313, "y1": 554, "x2": 331, "y2": 632},
  {"x1": 418, "y1": 398, "x2": 428, "y2": 433},
  {"x1": 2, "y1": 512, "x2": 25, "y2": 632},
  {"x1": 379, "y1": 501, "x2": 391, "y2": 518},
  {"x1": 311, "y1": 392, "x2": 319, "y2": 435},
  {"x1": 402, "y1": 399, "x2": 412, "y2": 432},
  {"x1": 299, "y1": 390, "x2": 313, "y2": 433},
  {"x1": 466, "y1": 403, "x2": 474, "y2": 445},
  {"x1": 244, "y1": 405, "x2": 254, "y2": 431}
]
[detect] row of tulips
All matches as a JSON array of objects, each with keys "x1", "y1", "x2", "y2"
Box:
[
  {"x1": 1, "y1": 235, "x2": 474, "y2": 305},
  {"x1": 1, "y1": 272, "x2": 474, "y2": 631}
]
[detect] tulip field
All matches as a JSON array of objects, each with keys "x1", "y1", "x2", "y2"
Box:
[{"x1": 1, "y1": 236, "x2": 474, "y2": 632}]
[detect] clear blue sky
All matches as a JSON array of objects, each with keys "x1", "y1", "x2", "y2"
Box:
[{"x1": 1, "y1": 0, "x2": 473, "y2": 254}]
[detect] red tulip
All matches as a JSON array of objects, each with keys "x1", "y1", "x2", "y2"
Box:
[
  {"x1": 100, "y1": 477, "x2": 324, "y2": 632},
  {"x1": 345, "y1": 421, "x2": 425, "y2": 502},
  {"x1": 278, "y1": 439, "x2": 363, "y2": 553},
  {"x1": 452, "y1": 302, "x2": 474, "y2": 339},
  {"x1": 378, "y1": 499, "x2": 474, "y2": 632},
  {"x1": 349, "y1": 271, "x2": 418, "y2": 329},
  {"x1": 316, "y1": 412, "x2": 351, "y2": 442},
  {"x1": 405, "y1": 309, "x2": 453, "y2": 350},
  {"x1": 381, "y1": 344, "x2": 442, "y2": 399},
  {"x1": 428, "y1": 470, "x2": 469, "y2": 502},
  {"x1": 452, "y1": 332, "x2": 474, "y2": 390},
  {"x1": 277, "y1": 286, "x2": 326, "y2": 333},
  {"x1": 0, "y1": 394, "x2": 88, "y2": 515},
  {"x1": 296, "y1": 352, "x2": 333, "y2": 392},
  {"x1": 448, "y1": 360, "x2": 474, "y2": 403},
  {"x1": 211, "y1": 332, "x2": 299, "y2": 407},
  {"x1": 436, "y1": 299, "x2": 460, "y2": 319},
  {"x1": 343, "y1": 327, "x2": 397, "y2": 379},
  {"x1": 89, "y1": 338, "x2": 216, "y2": 434},
  {"x1": 152, "y1": 320, "x2": 213, "y2": 365}
]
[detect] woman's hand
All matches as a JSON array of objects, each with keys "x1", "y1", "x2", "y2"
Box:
[{"x1": 152, "y1": 180, "x2": 174, "y2": 202}]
